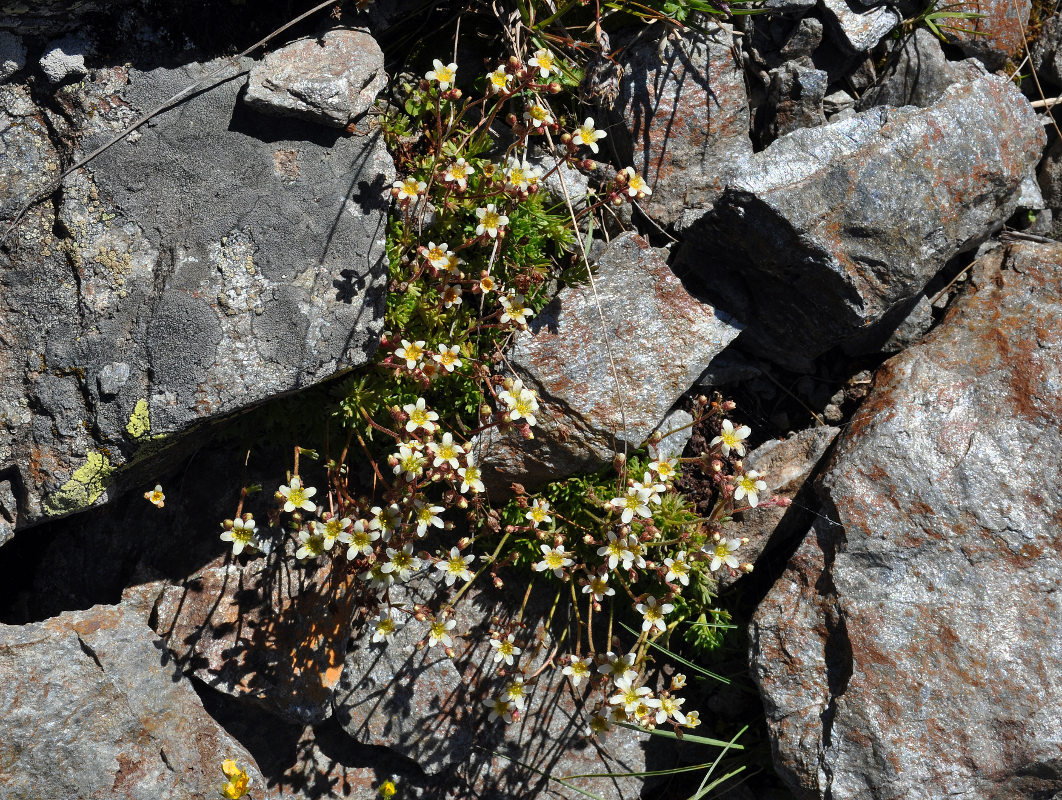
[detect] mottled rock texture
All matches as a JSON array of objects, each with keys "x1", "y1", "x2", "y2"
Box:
[
  {"x1": 750, "y1": 241, "x2": 1062, "y2": 799},
  {"x1": 614, "y1": 20, "x2": 752, "y2": 229},
  {"x1": 1032, "y1": 12, "x2": 1062, "y2": 88},
  {"x1": 765, "y1": 62, "x2": 828, "y2": 140},
  {"x1": 819, "y1": 0, "x2": 901, "y2": 53},
  {"x1": 943, "y1": 0, "x2": 1030, "y2": 69},
  {"x1": 0, "y1": 602, "x2": 264, "y2": 798},
  {"x1": 678, "y1": 72, "x2": 1043, "y2": 369},
  {"x1": 482, "y1": 233, "x2": 740, "y2": 492},
  {"x1": 245, "y1": 29, "x2": 386, "y2": 128},
  {"x1": 0, "y1": 56, "x2": 391, "y2": 527},
  {"x1": 858, "y1": 29, "x2": 984, "y2": 109}
]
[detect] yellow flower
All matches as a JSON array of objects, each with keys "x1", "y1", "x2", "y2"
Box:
[
  {"x1": 144, "y1": 484, "x2": 165, "y2": 508},
  {"x1": 379, "y1": 778, "x2": 398, "y2": 798},
  {"x1": 220, "y1": 761, "x2": 250, "y2": 799}
]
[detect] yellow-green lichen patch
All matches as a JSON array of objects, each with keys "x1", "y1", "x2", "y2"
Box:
[
  {"x1": 126, "y1": 399, "x2": 150, "y2": 438},
  {"x1": 42, "y1": 451, "x2": 114, "y2": 516}
]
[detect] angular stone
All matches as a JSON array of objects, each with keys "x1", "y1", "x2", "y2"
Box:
[
  {"x1": 0, "y1": 58, "x2": 392, "y2": 526},
  {"x1": 751, "y1": 241, "x2": 1062, "y2": 799},
  {"x1": 677, "y1": 73, "x2": 1044, "y2": 369},
  {"x1": 1038, "y1": 134, "x2": 1062, "y2": 212},
  {"x1": 0, "y1": 31, "x2": 25, "y2": 81},
  {"x1": 858, "y1": 28, "x2": 985, "y2": 109},
  {"x1": 943, "y1": 0, "x2": 1030, "y2": 70},
  {"x1": 245, "y1": 29, "x2": 386, "y2": 129},
  {"x1": 0, "y1": 603, "x2": 264, "y2": 799},
  {"x1": 154, "y1": 544, "x2": 358, "y2": 725},
  {"x1": 717, "y1": 425, "x2": 839, "y2": 589},
  {"x1": 614, "y1": 20, "x2": 752, "y2": 229},
  {"x1": 819, "y1": 0, "x2": 901, "y2": 53},
  {"x1": 1032, "y1": 13, "x2": 1062, "y2": 88},
  {"x1": 481, "y1": 233, "x2": 741, "y2": 492},
  {"x1": 39, "y1": 34, "x2": 89, "y2": 83},
  {"x1": 765, "y1": 62, "x2": 828, "y2": 140}
]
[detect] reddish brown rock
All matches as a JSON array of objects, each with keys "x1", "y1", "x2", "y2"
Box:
[
  {"x1": 943, "y1": 0, "x2": 1030, "y2": 69},
  {"x1": 154, "y1": 545, "x2": 360, "y2": 724},
  {"x1": 750, "y1": 241, "x2": 1062, "y2": 799}
]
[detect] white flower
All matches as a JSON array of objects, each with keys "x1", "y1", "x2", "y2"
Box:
[
  {"x1": 394, "y1": 443, "x2": 427, "y2": 481},
  {"x1": 598, "y1": 651, "x2": 637, "y2": 684},
  {"x1": 609, "y1": 487, "x2": 653, "y2": 524},
  {"x1": 403, "y1": 397, "x2": 439, "y2": 434},
  {"x1": 434, "y1": 546, "x2": 475, "y2": 586},
  {"x1": 572, "y1": 117, "x2": 607, "y2": 153},
  {"x1": 610, "y1": 675, "x2": 653, "y2": 714},
  {"x1": 733, "y1": 470, "x2": 768, "y2": 507},
  {"x1": 475, "y1": 203, "x2": 509, "y2": 238},
  {"x1": 487, "y1": 65, "x2": 511, "y2": 93},
  {"x1": 597, "y1": 531, "x2": 633, "y2": 571},
  {"x1": 296, "y1": 528, "x2": 329, "y2": 560},
  {"x1": 631, "y1": 472, "x2": 665, "y2": 505},
  {"x1": 369, "y1": 503, "x2": 401, "y2": 541},
  {"x1": 486, "y1": 696, "x2": 514, "y2": 723},
  {"x1": 534, "y1": 544, "x2": 573, "y2": 578},
  {"x1": 381, "y1": 543, "x2": 421, "y2": 581},
  {"x1": 582, "y1": 573, "x2": 615, "y2": 602},
  {"x1": 526, "y1": 498, "x2": 552, "y2": 528},
  {"x1": 649, "y1": 457, "x2": 678, "y2": 481},
  {"x1": 432, "y1": 344, "x2": 463, "y2": 372},
  {"x1": 393, "y1": 177, "x2": 426, "y2": 202},
  {"x1": 621, "y1": 166, "x2": 652, "y2": 198},
  {"x1": 663, "y1": 552, "x2": 691, "y2": 586},
  {"x1": 441, "y1": 284, "x2": 463, "y2": 309},
  {"x1": 220, "y1": 516, "x2": 258, "y2": 555},
  {"x1": 504, "y1": 157, "x2": 541, "y2": 192},
  {"x1": 684, "y1": 710, "x2": 701, "y2": 729},
  {"x1": 443, "y1": 158, "x2": 474, "y2": 189},
  {"x1": 314, "y1": 513, "x2": 352, "y2": 549},
  {"x1": 498, "y1": 379, "x2": 539, "y2": 426},
  {"x1": 458, "y1": 454, "x2": 485, "y2": 494},
  {"x1": 429, "y1": 432, "x2": 465, "y2": 469},
  {"x1": 710, "y1": 419, "x2": 751, "y2": 457},
  {"x1": 529, "y1": 47, "x2": 557, "y2": 78},
  {"x1": 395, "y1": 339, "x2": 426, "y2": 369},
  {"x1": 654, "y1": 693, "x2": 687, "y2": 725},
  {"x1": 587, "y1": 713, "x2": 612, "y2": 737},
  {"x1": 423, "y1": 241, "x2": 451, "y2": 270},
  {"x1": 427, "y1": 617, "x2": 457, "y2": 647},
  {"x1": 361, "y1": 562, "x2": 395, "y2": 591},
  {"x1": 370, "y1": 609, "x2": 400, "y2": 643},
  {"x1": 499, "y1": 293, "x2": 532, "y2": 326},
  {"x1": 706, "y1": 536, "x2": 744, "y2": 572},
  {"x1": 563, "y1": 655, "x2": 594, "y2": 687},
  {"x1": 144, "y1": 484, "x2": 165, "y2": 508},
  {"x1": 426, "y1": 58, "x2": 457, "y2": 89},
  {"x1": 279, "y1": 476, "x2": 317, "y2": 513},
  {"x1": 412, "y1": 499, "x2": 444, "y2": 537},
  {"x1": 504, "y1": 676, "x2": 527, "y2": 709},
  {"x1": 635, "y1": 595, "x2": 674, "y2": 633},
  {"x1": 524, "y1": 102, "x2": 554, "y2": 129},
  {"x1": 344, "y1": 519, "x2": 380, "y2": 559},
  {"x1": 489, "y1": 633, "x2": 521, "y2": 665},
  {"x1": 624, "y1": 535, "x2": 647, "y2": 570}
]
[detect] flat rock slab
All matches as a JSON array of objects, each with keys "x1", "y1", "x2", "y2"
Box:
[
  {"x1": 678, "y1": 72, "x2": 1043, "y2": 369},
  {"x1": 482, "y1": 233, "x2": 740, "y2": 492},
  {"x1": 0, "y1": 56, "x2": 391, "y2": 526},
  {"x1": 0, "y1": 602, "x2": 264, "y2": 799},
  {"x1": 245, "y1": 28, "x2": 386, "y2": 128},
  {"x1": 750, "y1": 241, "x2": 1062, "y2": 799},
  {"x1": 614, "y1": 21, "x2": 752, "y2": 229},
  {"x1": 154, "y1": 547, "x2": 358, "y2": 725}
]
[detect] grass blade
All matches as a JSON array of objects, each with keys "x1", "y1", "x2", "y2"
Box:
[
  {"x1": 619, "y1": 622, "x2": 730, "y2": 684},
  {"x1": 616, "y1": 722, "x2": 745, "y2": 750}
]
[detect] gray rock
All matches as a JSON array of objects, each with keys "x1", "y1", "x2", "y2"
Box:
[
  {"x1": 245, "y1": 28, "x2": 386, "y2": 129},
  {"x1": 858, "y1": 28, "x2": 986, "y2": 109},
  {"x1": 752, "y1": 16, "x2": 824, "y2": 70},
  {"x1": 38, "y1": 34, "x2": 89, "y2": 83},
  {"x1": 0, "y1": 58, "x2": 392, "y2": 526},
  {"x1": 766, "y1": 0, "x2": 819, "y2": 12},
  {"x1": 819, "y1": 0, "x2": 901, "y2": 53},
  {"x1": 655, "y1": 406, "x2": 695, "y2": 459},
  {"x1": 1032, "y1": 13, "x2": 1062, "y2": 87},
  {"x1": 1016, "y1": 171, "x2": 1046, "y2": 210},
  {"x1": 482, "y1": 233, "x2": 741, "y2": 492},
  {"x1": 879, "y1": 293, "x2": 933, "y2": 352},
  {"x1": 1039, "y1": 135, "x2": 1062, "y2": 211},
  {"x1": 0, "y1": 602, "x2": 265, "y2": 799},
  {"x1": 0, "y1": 31, "x2": 25, "y2": 82},
  {"x1": 823, "y1": 89, "x2": 855, "y2": 119},
  {"x1": 614, "y1": 20, "x2": 752, "y2": 229},
  {"x1": 942, "y1": 0, "x2": 1030, "y2": 70},
  {"x1": 676, "y1": 72, "x2": 1044, "y2": 369},
  {"x1": 750, "y1": 241, "x2": 1062, "y2": 799},
  {"x1": 765, "y1": 62, "x2": 828, "y2": 140},
  {"x1": 717, "y1": 426, "x2": 839, "y2": 589}
]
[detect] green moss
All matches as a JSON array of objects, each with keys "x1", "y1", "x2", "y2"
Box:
[
  {"x1": 126, "y1": 398, "x2": 150, "y2": 438},
  {"x1": 42, "y1": 451, "x2": 114, "y2": 516}
]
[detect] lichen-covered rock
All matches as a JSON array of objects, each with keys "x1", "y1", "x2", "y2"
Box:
[
  {"x1": 750, "y1": 241, "x2": 1062, "y2": 799},
  {"x1": 0, "y1": 602, "x2": 264, "y2": 799},
  {"x1": 154, "y1": 543, "x2": 358, "y2": 725},
  {"x1": 482, "y1": 233, "x2": 740, "y2": 492},
  {"x1": 245, "y1": 29, "x2": 386, "y2": 128},
  {"x1": 614, "y1": 20, "x2": 752, "y2": 229},
  {"x1": 677, "y1": 72, "x2": 1043, "y2": 369},
  {"x1": 0, "y1": 55, "x2": 392, "y2": 527},
  {"x1": 942, "y1": 0, "x2": 1030, "y2": 69}
]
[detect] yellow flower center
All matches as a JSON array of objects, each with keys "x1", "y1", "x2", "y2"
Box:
[
  {"x1": 645, "y1": 606, "x2": 662, "y2": 622},
  {"x1": 430, "y1": 620, "x2": 447, "y2": 639},
  {"x1": 392, "y1": 551, "x2": 412, "y2": 569},
  {"x1": 401, "y1": 453, "x2": 422, "y2": 473},
  {"x1": 722, "y1": 430, "x2": 742, "y2": 449},
  {"x1": 402, "y1": 179, "x2": 419, "y2": 195},
  {"x1": 403, "y1": 343, "x2": 423, "y2": 360},
  {"x1": 531, "y1": 106, "x2": 548, "y2": 122},
  {"x1": 233, "y1": 526, "x2": 253, "y2": 544},
  {"x1": 418, "y1": 506, "x2": 435, "y2": 523},
  {"x1": 482, "y1": 211, "x2": 500, "y2": 229},
  {"x1": 410, "y1": 408, "x2": 429, "y2": 426},
  {"x1": 289, "y1": 488, "x2": 307, "y2": 507},
  {"x1": 545, "y1": 551, "x2": 564, "y2": 569},
  {"x1": 439, "y1": 351, "x2": 457, "y2": 367},
  {"x1": 579, "y1": 124, "x2": 595, "y2": 141},
  {"x1": 378, "y1": 618, "x2": 395, "y2": 635},
  {"x1": 499, "y1": 640, "x2": 514, "y2": 657},
  {"x1": 464, "y1": 466, "x2": 481, "y2": 484},
  {"x1": 509, "y1": 167, "x2": 525, "y2": 185},
  {"x1": 536, "y1": 53, "x2": 554, "y2": 70},
  {"x1": 436, "y1": 66, "x2": 454, "y2": 83},
  {"x1": 428, "y1": 246, "x2": 445, "y2": 261},
  {"x1": 530, "y1": 507, "x2": 547, "y2": 523},
  {"x1": 571, "y1": 660, "x2": 590, "y2": 677},
  {"x1": 491, "y1": 71, "x2": 507, "y2": 87},
  {"x1": 715, "y1": 542, "x2": 732, "y2": 559},
  {"x1": 447, "y1": 556, "x2": 466, "y2": 574}
]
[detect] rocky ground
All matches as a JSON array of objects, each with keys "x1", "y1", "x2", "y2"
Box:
[{"x1": 1, "y1": 0, "x2": 1061, "y2": 798}]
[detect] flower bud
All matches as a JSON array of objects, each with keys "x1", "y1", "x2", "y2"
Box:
[
  {"x1": 493, "y1": 575, "x2": 504, "y2": 589},
  {"x1": 722, "y1": 400, "x2": 737, "y2": 411},
  {"x1": 506, "y1": 113, "x2": 518, "y2": 127},
  {"x1": 648, "y1": 431, "x2": 662, "y2": 445},
  {"x1": 612, "y1": 452, "x2": 626, "y2": 471},
  {"x1": 742, "y1": 563, "x2": 754, "y2": 573},
  {"x1": 548, "y1": 81, "x2": 561, "y2": 93},
  {"x1": 221, "y1": 518, "x2": 234, "y2": 530},
  {"x1": 560, "y1": 132, "x2": 572, "y2": 145}
]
